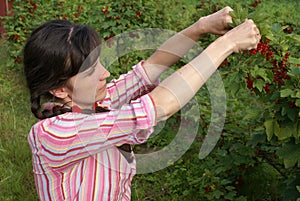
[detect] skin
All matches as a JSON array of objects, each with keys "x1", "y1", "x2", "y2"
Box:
[
  {"x1": 50, "y1": 6, "x2": 261, "y2": 121},
  {"x1": 143, "y1": 6, "x2": 234, "y2": 74},
  {"x1": 50, "y1": 59, "x2": 110, "y2": 109},
  {"x1": 151, "y1": 19, "x2": 260, "y2": 120},
  {"x1": 65, "y1": 60, "x2": 111, "y2": 108}
]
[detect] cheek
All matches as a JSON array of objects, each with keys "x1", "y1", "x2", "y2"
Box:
[{"x1": 70, "y1": 76, "x2": 96, "y2": 96}]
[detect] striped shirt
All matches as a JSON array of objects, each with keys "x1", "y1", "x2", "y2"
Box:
[{"x1": 28, "y1": 62, "x2": 158, "y2": 201}]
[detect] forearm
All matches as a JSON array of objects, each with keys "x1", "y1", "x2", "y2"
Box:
[
  {"x1": 143, "y1": 6, "x2": 234, "y2": 83},
  {"x1": 150, "y1": 36, "x2": 233, "y2": 121},
  {"x1": 143, "y1": 20, "x2": 206, "y2": 83},
  {"x1": 148, "y1": 20, "x2": 205, "y2": 64}
]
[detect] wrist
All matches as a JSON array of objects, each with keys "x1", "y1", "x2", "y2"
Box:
[
  {"x1": 218, "y1": 34, "x2": 238, "y2": 53},
  {"x1": 203, "y1": 36, "x2": 234, "y2": 67},
  {"x1": 181, "y1": 21, "x2": 203, "y2": 41},
  {"x1": 181, "y1": 17, "x2": 209, "y2": 41},
  {"x1": 196, "y1": 17, "x2": 210, "y2": 35}
]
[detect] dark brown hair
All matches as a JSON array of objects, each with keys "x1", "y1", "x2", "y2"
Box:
[{"x1": 23, "y1": 20, "x2": 101, "y2": 119}]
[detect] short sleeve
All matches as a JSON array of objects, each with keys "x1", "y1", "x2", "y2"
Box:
[{"x1": 104, "y1": 94, "x2": 157, "y2": 144}]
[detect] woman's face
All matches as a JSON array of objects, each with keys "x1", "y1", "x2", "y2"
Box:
[{"x1": 65, "y1": 59, "x2": 110, "y2": 109}]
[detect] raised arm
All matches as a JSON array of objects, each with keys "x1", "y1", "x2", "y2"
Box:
[
  {"x1": 150, "y1": 19, "x2": 261, "y2": 121},
  {"x1": 143, "y1": 6, "x2": 233, "y2": 83}
]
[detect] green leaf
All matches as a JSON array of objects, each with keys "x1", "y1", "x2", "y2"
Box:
[
  {"x1": 248, "y1": 134, "x2": 266, "y2": 146},
  {"x1": 296, "y1": 99, "x2": 300, "y2": 107},
  {"x1": 235, "y1": 197, "x2": 247, "y2": 201},
  {"x1": 271, "y1": 23, "x2": 282, "y2": 33},
  {"x1": 274, "y1": 121, "x2": 282, "y2": 139},
  {"x1": 280, "y1": 88, "x2": 295, "y2": 98},
  {"x1": 287, "y1": 107, "x2": 298, "y2": 122},
  {"x1": 281, "y1": 106, "x2": 287, "y2": 116},
  {"x1": 288, "y1": 57, "x2": 300, "y2": 64},
  {"x1": 288, "y1": 66, "x2": 300, "y2": 77},
  {"x1": 252, "y1": 66, "x2": 269, "y2": 81},
  {"x1": 253, "y1": 79, "x2": 264, "y2": 92},
  {"x1": 0, "y1": 148, "x2": 6, "y2": 153},
  {"x1": 279, "y1": 123, "x2": 296, "y2": 140},
  {"x1": 243, "y1": 109, "x2": 261, "y2": 121},
  {"x1": 286, "y1": 32, "x2": 300, "y2": 42},
  {"x1": 264, "y1": 120, "x2": 274, "y2": 141},
  {"x1": 277, "y1": 143, "x2": 300, "y2": 168},
  {"x1": 213, "y1": 190, "x2": 224, "y2": 199}
]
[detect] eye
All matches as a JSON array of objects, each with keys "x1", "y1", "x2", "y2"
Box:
[{"x1": 83, "y1": 62, "x2": 97, "y2": 77}]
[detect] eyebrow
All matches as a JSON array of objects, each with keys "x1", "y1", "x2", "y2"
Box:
[
  {"x1": 82, "y1": 61, "x2": 97, "y2": 77},
  {"x1": 79, "y1": 52, "x2": 99, "y2": 73}
]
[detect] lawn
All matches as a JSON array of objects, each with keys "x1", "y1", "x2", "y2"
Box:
[{"x1": 0, "y1": 39, "x2": 37, "y2": 200}]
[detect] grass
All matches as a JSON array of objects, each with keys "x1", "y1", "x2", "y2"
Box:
[{"x1": 0, "y1": 40, "x2": 38, "y2": 201}]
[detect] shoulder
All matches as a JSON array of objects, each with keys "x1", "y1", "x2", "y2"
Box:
[{"x1": 29, "y1": 113, "x2": 90, "y2": 138}]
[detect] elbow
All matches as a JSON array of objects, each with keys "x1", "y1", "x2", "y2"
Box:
[
  {"x1": 150, "y1": 87, "x2": 181, "y2": 122},
  {"x1": 156, "y1": 105, "x2": 174, "y2": 122}
]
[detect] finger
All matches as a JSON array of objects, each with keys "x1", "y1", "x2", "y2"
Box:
[
  {"x1": 225, "y1": 15, "x2": 233, "y2": 24},
  {"x1": 218, "y1": 6, "x2": 233, "y2": 15},
  {"x1": 254, "y1": 26, "x2": 260, "y2": 35},
  {"x1": 255, "y1": 32, "x2": 261, "y2": 42},
  {"x1": 224, "y1": 11, "x2": 233, "y2": 28},
  {"x1": 246, "y1": 19, "x2": 254, "y2": 24},
  {"x1": 224, "y1": 6, "x2": 233, "y2": 13},
  {"x1": 253, "y1": 25, "x2": 260, "y2": 39},
  {"x1": 219, "y1": 29, "x2": 230, "y2": 35},
  {"x1": 257, "y1": 34, "x2": 261, "y2": 42}
]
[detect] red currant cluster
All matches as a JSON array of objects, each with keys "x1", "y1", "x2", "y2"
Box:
[
  {"x1": 101, "y1": 6, "x2": 109, "y2": 16},
  {"x1": 251, "y1": 0, "x2": 262, "y2": 8},
  {"x1": 272, "y1": 52, "x2": 291, "y2": 85},
  {"x1": 246, "y1": 73, "x2": 254, "y2": 90},
  {"x1": 283, "y1": 25, "x2": 294, "y2": 34},
  {"x1": 248, "y1": 39, "x2": 274, "y2": 60},
  {"x1": 104, "y1": 34, "x2": 115, "y2": 48},
  {"x1": 28, "y1": 0, "x2": 38, "y2": 14},
  {"x1": 263, "y1": 83, "x2": 270, "y2": 94},
  {"x1": 245, "y1": 38, "x2": 292, "y2": 94}
]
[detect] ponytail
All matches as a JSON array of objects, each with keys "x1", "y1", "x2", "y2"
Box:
[
  {"x1": 30, "y1": 95, "x2": 43, "y2": 119},
  {"x1": 30, "y1": 94, "x2": 72, "y2": 119}
]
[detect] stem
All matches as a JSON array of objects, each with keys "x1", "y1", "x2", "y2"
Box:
[{"x1": 117, "y1": 36, "x2": 121, "y2": 68}]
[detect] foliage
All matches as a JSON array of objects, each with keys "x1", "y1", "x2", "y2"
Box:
[
  {"x1": 217, "y1": 0, "x2": 300, "y2": 199},
  {"x1": 0, "y1": 0, "x2": 299, "y2": 201}
]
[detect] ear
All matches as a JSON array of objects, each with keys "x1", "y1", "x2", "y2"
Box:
[{"x1": 49, "y1": 87, "x2": 69, "y2": 99}]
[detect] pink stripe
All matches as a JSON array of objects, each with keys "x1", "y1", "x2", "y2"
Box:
[
  {"x1": 28, "y1": 61, "x2": 157, "y2": 200},
  {"x1": 99, "y1": 153, "x2": 105, "y2": 200},
  {"x1": 92, "y1": 157, "x2": 97, "y2": 201},
  {"x1": 107, "y1": 151, "x2": 112, "y2": 201}
]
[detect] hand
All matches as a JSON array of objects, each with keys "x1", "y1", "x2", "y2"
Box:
[
  {"x1": 223, "y1": 19, "x2": 261, "y2": 53},
  {"x1": 198, "y1": 6, "x2": 233, "y2": 35}
]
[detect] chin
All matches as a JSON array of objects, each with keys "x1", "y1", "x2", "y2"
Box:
[{"x1": 95, "y1": 92, "x2": 107, "y2": 102}]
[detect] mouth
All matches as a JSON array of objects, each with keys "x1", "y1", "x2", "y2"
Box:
[{"x1": 98, "y1": 83, "x2": 107, "y2": 91}]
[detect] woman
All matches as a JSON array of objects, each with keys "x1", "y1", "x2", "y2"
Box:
[{"x1": 24, "y1": 6, "x2": 260, "y2": 201}]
